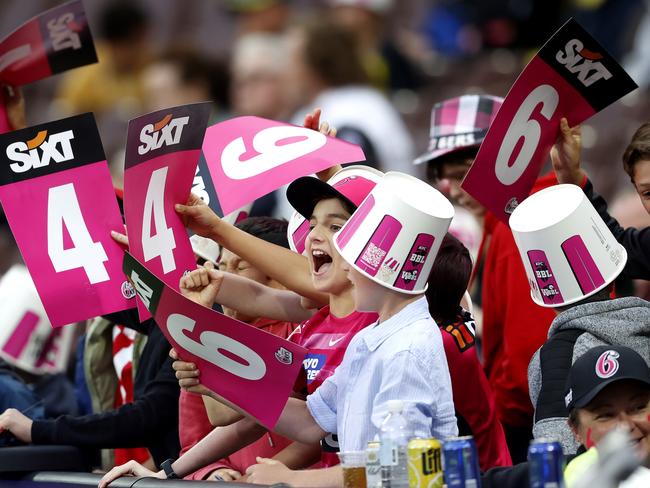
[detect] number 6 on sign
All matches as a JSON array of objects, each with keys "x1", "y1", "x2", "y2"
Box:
[
  {"x1": 122, "y1": 250, "x2": 308, "y2": 428},
  {"x1": 47, "y1": 183, "x2": 109, "y2": 284},
  {"x1": 461, "y1": 19, "x2": 638, "y2": 223},
  {"x1": 221, "y1": 126, "x2": 326, "y2": 180},
  {"x1": 203, "y1": 116, "x2": 366, "y2": 215},
  {"x1": 495, "y1": 85, "x2": 559, "y2": 186},
  {"x1": 168, "y1": 313, "x2": 266, "y2": 381},
  {"x1": 142, "y1": 167, "x2": 176, "y2": 273}
]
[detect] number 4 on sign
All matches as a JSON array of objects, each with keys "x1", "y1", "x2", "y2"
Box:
[
  {"x1": 47, "y1": 183, "x2": 109, "y2": 284},
  {"x1": 142, "y1": 167, "x2": 176, "y2": 273}
]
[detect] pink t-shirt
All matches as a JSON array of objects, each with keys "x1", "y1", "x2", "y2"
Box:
[{"x1": 289, "y1": 306, "x2": 378, "y2": 465}]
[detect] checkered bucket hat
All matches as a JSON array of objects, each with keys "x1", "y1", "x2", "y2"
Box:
[{"x1": 414, "y1": 94, "x2": 503, "y2": 166}]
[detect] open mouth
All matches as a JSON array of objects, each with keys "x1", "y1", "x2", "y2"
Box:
[{"x1": 312, "y1": 249, "x2": 333, "y2": 275}]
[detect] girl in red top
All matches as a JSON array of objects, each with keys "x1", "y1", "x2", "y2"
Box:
[{"x1": 426, "y1": 233, "x2": 512, "y2": 470}]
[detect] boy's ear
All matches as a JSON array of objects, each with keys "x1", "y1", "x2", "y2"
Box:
[{"x1": 567, "y1": 412, "x2": 584, "y2": 445}]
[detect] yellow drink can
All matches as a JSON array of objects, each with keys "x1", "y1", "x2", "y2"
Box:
[{"x1": 407, "y1": 438, "x2": 443, "y2": 488}]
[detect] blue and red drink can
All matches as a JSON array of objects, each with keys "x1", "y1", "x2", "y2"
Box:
[
  {"x1": 528, "y1": 438, "x2": 565, "y2": 488},
  {"x1": 442, "y1": 436, "x2": 481, "y2": 488}
]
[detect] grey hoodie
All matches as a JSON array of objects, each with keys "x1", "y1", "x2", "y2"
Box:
[{"x1": 528, "y1": 297, "x2": 650, "y2": 453}]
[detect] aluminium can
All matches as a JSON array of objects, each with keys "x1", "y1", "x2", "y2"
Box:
[
  {"x1": 442, "y1": 436, "x2": 481, "y2": 488},
  {"x1": 407, "y1": 437, "x2": 443, "y2": 488},
  {"x1": 528, "y1": 438, "x2": 565, "y2": 488}
]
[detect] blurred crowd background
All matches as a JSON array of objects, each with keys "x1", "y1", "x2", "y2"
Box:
[{"x1": 1, "y1": 0, "x2": 650, "y2": 278}]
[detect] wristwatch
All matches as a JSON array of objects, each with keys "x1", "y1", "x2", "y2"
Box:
[{"x1": 160, "y1": 458, "x2": 179, "y2": 479}]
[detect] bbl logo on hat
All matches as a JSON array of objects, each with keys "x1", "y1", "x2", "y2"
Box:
[
  {"x1": 595, "y1": 350, "x2": 620, "y2": 379},
  {"x1": 535, "y1": 261, "x2": 553, "y2": 281}
]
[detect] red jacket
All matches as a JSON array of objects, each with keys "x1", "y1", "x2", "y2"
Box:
[
  {"x1": 440, "y1": 311, "x2": 512, "y2": 470},
  {"x1": 479, "y1": 173, "x2": 558, "y2": 428}
]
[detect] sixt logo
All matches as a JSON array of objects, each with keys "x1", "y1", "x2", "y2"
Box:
[
  {"x1": 138, "y1": 114, "x2": 189, "y2": 155},
  {"x1": 47, "y1": 12, "x2": 83, "y2": 51},
  {"x1": 6, "y1": 129, "x2": 75, "y2": 173},
  {"x1": 555, "y1": 39, "x2": 612, "y2": 87}
]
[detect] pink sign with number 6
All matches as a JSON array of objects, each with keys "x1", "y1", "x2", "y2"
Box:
[
  {"x1": 0, "y1": 113, "x2": 134, "y2": 326},
  {"x1": 203, "y1": 116, "x2": 366, "y2": 215},
  {"x1": 461, "y1": 18, "x2": 637, "y2": 223},
  {"x1": 123, "y1": 251, "x2": 307, "y2": 428}
]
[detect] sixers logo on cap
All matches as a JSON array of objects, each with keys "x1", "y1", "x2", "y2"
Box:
[{"x1": 595, "y1": 350, "x2": 620, "y2": 379}]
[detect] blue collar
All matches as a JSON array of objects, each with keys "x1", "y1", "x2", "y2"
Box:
[{"x1": 362, "y1": 296, "x2": 430, "y2": 351}]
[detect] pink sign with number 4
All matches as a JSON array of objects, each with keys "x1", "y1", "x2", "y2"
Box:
[
  {"x1": 123, "y1": 103, "x2": 212, "y2": 320},
  {"x1": 0, "y1": 113, "x2": 134, "y2": 327}
]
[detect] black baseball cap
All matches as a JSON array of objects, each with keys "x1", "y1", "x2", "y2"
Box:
[
  {"x1": 286, "y1": 165, "x2": 382, "y2": 220},
  {"x1": 564, "y1": 345, "x2": 650, "y2": 412}
]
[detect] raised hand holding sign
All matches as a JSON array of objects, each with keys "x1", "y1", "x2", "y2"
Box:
[
  {"x1": 0, "y1": 113, "x2": 133, "y2": 327},
  {"x1": 123, "y1": 102, "x2": 212, "y2": 320},
  {"x1": 123, "y1": 252, "x2": 307, "y2": 428},
  {"x1": 203, "y1": 116, "x2": 365, "y2": 215},
  {"x1": 461, "y1": 19, "x2": 637, "y2": 223}
]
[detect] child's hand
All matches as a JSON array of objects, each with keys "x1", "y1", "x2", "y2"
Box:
[
  {"x1": 207, "y1": 468, "x2": 242, "y2": 481},
  {"x1": 179, "y1": 261, "x2": 224, "y2": 307},
  {"x1": 98, "y1": 460, "x2": 163, "y2": 488},
  {"x1": 169, "y1": 348, "x2": 213, "y2": 397},
  {"x1": 303, "y1": 108, "x2": 342, "y2": 181},
  {"x1": 0, "y1": 408, "x2": 32, "y2": 443},
  {"x1": 3, "y1": 85, "x2": 26, "y2": 131},
  {"x1": 175, "y1": 192, "x2": 221, "y2": 238},
  {"x1": 246, "y1": 458, "x2": 294, "y2": 485},
  {"x1": 110, "y1": 227, "x2": 129, "y2": 248},
  {"x1": 551, "y1": 117, "x2": 585, "y2": 186}
]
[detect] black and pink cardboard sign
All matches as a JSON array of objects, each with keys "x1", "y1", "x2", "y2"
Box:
[{"x1": 461, "y1": 18, "x2": 637, "y2": 223}]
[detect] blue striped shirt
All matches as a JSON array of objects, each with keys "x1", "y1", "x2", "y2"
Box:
[{"x1": 306, "y1": 296, "x2": 458, "y2": 451}]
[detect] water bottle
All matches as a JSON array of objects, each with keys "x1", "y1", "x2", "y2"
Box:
[{"x1": 379, "y1": 400, "x2": 411, "y2": 488}]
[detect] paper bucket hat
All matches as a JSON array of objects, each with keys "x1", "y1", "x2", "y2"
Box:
[
  {"x1": 0, "y1": 265, "x2": 75, "y2": 374},
  {"x1": 286, "y1": 165, "x2": 384, "y2": 254},
  {"x1": 287, "y1": 209, "x2": 310, "y2": 254},
  {"x1": 333, "y1": 172, "x2": 455, "y2": 294},
  {"x1": 190, "y1": 203, "x2": 253, "y2": 263},
  {"x1": 509, "y1": 184, "x2": 627, "y2": 308}
]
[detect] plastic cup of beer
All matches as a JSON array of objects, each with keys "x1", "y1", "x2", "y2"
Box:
[{"x1": 338, "y1": 451, "x2": 367, "y2": 488}]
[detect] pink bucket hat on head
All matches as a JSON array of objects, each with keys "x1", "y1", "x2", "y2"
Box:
[{"x1": 414, "y1": 94, "x2": 503, "y2": 166}]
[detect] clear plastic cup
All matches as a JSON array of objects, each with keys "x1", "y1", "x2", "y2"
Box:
[{"x1": 338, "y1": 451, "x2": 367, "y2": 488}]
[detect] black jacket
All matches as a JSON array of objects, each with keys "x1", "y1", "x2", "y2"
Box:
[
  {"x1": 31, "y1": 309, "x2": 180, "y2": 467},
  {"x1": 585, "y1": 179, "x2": 650, "y2": 280},
  {"x1": 481, "y1": 462, "x2": 530, "y2": 487},
  {"x1": 481, "y1": 453, "x2": 580, "y2": 488}
]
